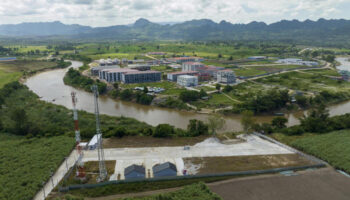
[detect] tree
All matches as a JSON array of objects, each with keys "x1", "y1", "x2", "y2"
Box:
[
  {"x1": 153, "y1": 124, "x2": 174, "y2": 137},
  {"x1": 143, "y1": 86, "x2": 148, "y2": 94},
  {"x1": 179, "y1": 90, "x2": 200, "y2": 102},
  {"x1": 113, "y1": 83, "x2": 119, "y2": 90},
  {"x1": 223, "y1": 85, "x2": 233, "y2": 92},
  {"x1": 300, "y1": 104, "x2": 330, "y2": 133},
  {"x1": 228, "y1": 56, "x2": 233, "y2": 61},
  {"x1": 199, "y1": 89, "x2": 207, "y2": 98},
  {"x1": 218, "y1": 54, "x2": 222, "y2": 58},
  {"x1": 272, "y1": 117, "x2": 288, "y2": 129},
  {"x1": 215, "y1": 84, "x2": 221, "y2": 91},
  {"x1": 241, "y1": 110, "x2": 255, "y2": 133},
  {"x1": 187, "y1": 119, "x2": 209, "y2": 136},
  {"x1": 207, "y1": 115, "x2": 226, "y2": 135},
  {"x1": 120, "y1": 89, "x2": 133, "y2": 100},
  {"x1": 10, "y1": 108, "x2": 30, "y2": 135}
]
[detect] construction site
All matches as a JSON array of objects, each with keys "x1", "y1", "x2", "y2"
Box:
[{"x1": 35, "y1": 84, "x2": 325, "y2": 200}]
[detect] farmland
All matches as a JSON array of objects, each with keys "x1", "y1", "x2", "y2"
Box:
[
  {"x1": 0, "y1": 60, "x2": 61, "y2": 88},
  {"x1": 0, "y1": 135, "x2": 75, "y2": 200},
  {"x1": 289, "y1": 129, "x2": 350, "y2": 173}
]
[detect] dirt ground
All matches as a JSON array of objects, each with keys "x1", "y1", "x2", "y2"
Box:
[
  {"x1": 209, "y1": 167, "x2": 350, "y2": 200},
  {"x1": 103, "y1": 135, "x2": 210, "y2": 148},
  {"x1": 184, "y1": 154, "x2": 314, "y2": 174}
]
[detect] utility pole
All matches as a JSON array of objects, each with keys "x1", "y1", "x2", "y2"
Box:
[
  {"x1": 71, "y1": 92, "x2": 85, "y2": 178},
  {"x1": 92, "y1": 85, "x2": 107, "y2": 182}
]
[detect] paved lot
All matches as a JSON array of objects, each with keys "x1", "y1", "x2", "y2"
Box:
[
  {"x1": 209, "y1": 168, "x2": 350, "y2": 200},
  {"x1": 82, "y1": 135, "x2": 293, "y2": 180}
]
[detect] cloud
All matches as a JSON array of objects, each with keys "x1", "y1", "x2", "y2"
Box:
[{"x1": 0, "y1": 0, "x2": 348, "y2": 26}]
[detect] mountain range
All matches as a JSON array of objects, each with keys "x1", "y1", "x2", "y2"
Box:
[{"x1": 1, "y1": 18, "x2": 350, "y2": 46}]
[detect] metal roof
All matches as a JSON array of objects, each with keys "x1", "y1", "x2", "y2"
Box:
[
  {"x1": 152, "y1": 162, "x2": 177, "y2": 173},
  {"x1": 124, "y1": 164, "x2": 145, "y2": 175}
]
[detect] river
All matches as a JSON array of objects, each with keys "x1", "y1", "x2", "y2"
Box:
[{"x1": 24, "y1": 58, "x2": 350, "y2": 132}]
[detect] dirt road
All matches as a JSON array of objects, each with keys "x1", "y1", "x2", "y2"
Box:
[{"x1": 209, "y1": 167, "x2": 350, "y2": 200}]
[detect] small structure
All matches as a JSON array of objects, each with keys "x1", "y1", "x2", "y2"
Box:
[
  {"x1": 153, "y1": 162, "x2": 177, "y2": 177},
  {"x1": 217, "y1": 70, "x2": 236, "y2": 84},
  {"x1": 124, "y1": 164, "x2": 146, "y2": 179},
  {"x1": 177, "y1": 75, "x2": 198, "y2": 87},
  {"x1": 88, "y1": 134, "x2": 101, "y2": 150}
]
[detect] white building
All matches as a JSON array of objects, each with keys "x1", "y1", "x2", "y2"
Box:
[
  {"x1": 276, "y1": 58, "x2": 318, "y2": 66},
  {"x1": 217, "y1": 70, "x2": 236, "y2": 84},
  {"x1": 182, "y1": 62, "x2": 205, "y2": 71},
  {"x1": 177, "y1": 75, "x2": 198, "y2": 87}
]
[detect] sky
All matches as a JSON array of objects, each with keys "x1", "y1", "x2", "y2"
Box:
[{"x1": 0, "y1": 0, "x2": 350, "y2": 27}]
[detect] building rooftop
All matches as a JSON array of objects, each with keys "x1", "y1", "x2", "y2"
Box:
[
  {"x1": 182, "y1": 62, "x2": 203, "y2": 65},
  {"x1": 153, "y1": 162, "x2": 177, "y2": 173},
  {"x1": 168, "y1": 71, "x2": 199, "y2": 75},
  {"x1": 124, "y1": 70, "x2": 161, "y2": 75},
  {"x1": 178, "y1": 75, "x2": 198, "y2": 79},
  {"x1": 124, "y1": 164, "x2": 145, "y2": 175},
  {"x1": 103, "y1": 68, "x2": 137, "y2": 73}
]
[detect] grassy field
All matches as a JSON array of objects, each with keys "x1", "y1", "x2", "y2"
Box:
[
  {"x1": 119, "y1": 183, "x2": 222, "y2": 200},
  {"x1": 256, "y1": 69, "x2": 350, "y2": 93},
  {"x1": 0, "y1": 134, "x2": 75, "y2": 200},
  {"x1": 288, "y1": 129, "x2": 350, "y2": 173},
  {"x1": 0, "y1": 70, "x2": 21, "y2": 88},
  {"x1": 0, "y1": 60, "x2": 59, "y2": 88}
]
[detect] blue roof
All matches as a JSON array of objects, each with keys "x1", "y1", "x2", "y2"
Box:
[
  {"x1": 153, "y1": 162, "x2": 177, "y2": 173},
  {"x1": 124, "y1": 164, "x2": 145, "y2": 175}
]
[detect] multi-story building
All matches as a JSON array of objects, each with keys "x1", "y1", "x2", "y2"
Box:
[
  {"x1": 105, "y1": 68, "x2": 137, "y2": 82},
  {"x1": 121, "y1": 71, "x2": 162, "y2": 84},
  {"x1": 196, "y1": 66, "x2": 225, "y2": 77},
  {"x1": 182, "y1": 62, "x2": 205, "y2": 71},
  {"x1": 167, "y1": 71, "x2": 199, "y2": 82},
  {"x1": 217, "y1": 70, "x2": 236, "y2": 84},
  {"x1": 177, "y1": 75, "x2": 198, "y2": 87},
  {"x1": 91, "y1": 65, "x2": 119, "y2": 76}
]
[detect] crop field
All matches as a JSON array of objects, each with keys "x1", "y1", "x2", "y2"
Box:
[
  {"x1": 290, "y1": 129, "x2": 350, "y2": 173},
  {"x1": 0, "y1": 135, "x2": 75, "y2": 200}
]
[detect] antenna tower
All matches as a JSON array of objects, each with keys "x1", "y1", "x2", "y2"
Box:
[
  {"x1": 71, "y1": 92, "x2": 85, "y2": 178},
  {"x1": 92, "y1": 85, "x2": 107, "y2": 182}
]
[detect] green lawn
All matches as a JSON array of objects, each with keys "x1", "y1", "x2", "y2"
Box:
[{"x1": 0, "y1": 135, "x2": 75, "y2": 200}]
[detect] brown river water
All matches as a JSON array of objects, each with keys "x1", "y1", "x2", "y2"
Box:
[{"x1": 24, "y1": 58, "x2": 350, "y2": 132}]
